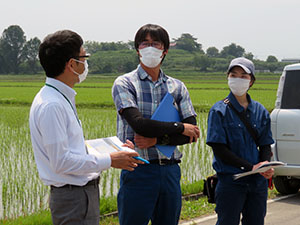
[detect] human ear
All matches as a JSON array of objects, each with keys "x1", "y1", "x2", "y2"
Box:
[
  {"x1": 66, "y1": 59, "x2": 76, "y2": 72},
  {"x1": 249, "y1": 80, "x2": 254, "y2": 87}
]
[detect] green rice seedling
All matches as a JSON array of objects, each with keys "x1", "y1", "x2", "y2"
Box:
[
  {"x1": 0, "y1": 107, "x2": 48, "y2": 219},
  {"x1": 79, "y1": 108, "x2": 121, "y2": 198},
  {"x1": 180, "y1": 113, "x2": 214, "y2": 186}
]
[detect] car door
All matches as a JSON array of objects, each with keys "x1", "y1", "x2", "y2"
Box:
[{"x1": 274, "y1": 69, "x2": 300, "y2": 165}]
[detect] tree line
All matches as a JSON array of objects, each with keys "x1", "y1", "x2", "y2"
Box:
[{"x1": 0, "y1": 25, "x2": 287, "y2": 75}]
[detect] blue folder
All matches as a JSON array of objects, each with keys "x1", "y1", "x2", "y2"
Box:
[{"x1": 151, "y1": 92, "x2": 180, "y2": 158}]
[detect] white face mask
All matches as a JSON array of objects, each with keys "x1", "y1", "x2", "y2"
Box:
[
  {"x1": 139, "y1": 47, "x2": 163, "y2": 68},
  {"x1": 72, "y1": 59, "x2": 88, "y2": 83},
  {"x1": 228, "y1": 77, "x2": 250, "y2": 96}
]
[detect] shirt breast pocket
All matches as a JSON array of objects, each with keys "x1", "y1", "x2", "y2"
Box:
[
  {"x1": 252, "y1": 121, "x2": 263, "y2": 138},
  {"x1": 223, "y1": 121, "x2": 244, "y2": 143}
]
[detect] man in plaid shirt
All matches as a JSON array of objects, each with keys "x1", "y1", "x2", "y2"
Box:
[{"x1": 112, "y1": 24, "x2": 199, "y2": 225}]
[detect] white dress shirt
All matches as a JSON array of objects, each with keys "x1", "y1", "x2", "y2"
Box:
[{"x1": 29, "y1": 77, "x2": 111, "y2": 187}]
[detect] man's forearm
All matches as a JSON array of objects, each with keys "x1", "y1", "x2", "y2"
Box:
[
  {"x1": 157, "y1": 116, "x2": 197, "y2": 145},
  {"x1": 121, "y1": 107, "x2": 184, "y2": 137}
]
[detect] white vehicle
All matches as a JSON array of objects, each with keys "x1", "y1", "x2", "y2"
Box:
[{"x1": 270, "y1": 63, "x2": 300, "y2": 194}]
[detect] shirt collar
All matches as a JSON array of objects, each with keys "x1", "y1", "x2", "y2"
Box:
[
  {"x1": 137, "y1": 64, "x2": 168, "y2": 83},
  {"x1": 227, "y1": 92, "x2": 253, "y2": 113},
  {"x1": 45, "y1": 77, "x2": 77, "y2": 100}
]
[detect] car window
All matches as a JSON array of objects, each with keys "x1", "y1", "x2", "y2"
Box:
[{"x1": 281, "y1": 70, "x2": 300, "y2": 109}]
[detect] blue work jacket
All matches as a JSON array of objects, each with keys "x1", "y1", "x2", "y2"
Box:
[{"x1": 206, "y1": 92, "x2": 274, "y2": 174}]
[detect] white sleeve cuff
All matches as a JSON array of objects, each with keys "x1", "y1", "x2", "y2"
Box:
[{"x1": 94, "y1": 152, "x2": 111, "y2": 172}]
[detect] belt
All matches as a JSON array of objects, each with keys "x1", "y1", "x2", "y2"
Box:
[
  {"x1": 149, "y1": 159, "x2": 181, "y2": 165},
  {"x1": 50, "y1": 177, "x2": 100, "y2": 190}
]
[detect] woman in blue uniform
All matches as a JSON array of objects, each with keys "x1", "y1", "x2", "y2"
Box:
[{"x1": 206, "y1": 57, "x2": 274, "y2": 225}]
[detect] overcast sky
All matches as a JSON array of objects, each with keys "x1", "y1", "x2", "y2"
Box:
[{"x1": 1, "y1": 0, "x2": 299, "y2": 60}]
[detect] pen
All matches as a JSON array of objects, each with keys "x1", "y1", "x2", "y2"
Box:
[
  {"x1": 105, "y1": 139, "x2": 150, "y2": 164},
  {"x1": 133, "y1": 156, "x2": 150, "y2": 164}
]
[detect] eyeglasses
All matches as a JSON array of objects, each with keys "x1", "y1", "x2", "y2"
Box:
[
  {"x1": 78, "y1": 53, "x2": 90, "y2": 59},
  {"x1": 71, "y1": 53, "x2": 90, "y2": 63},
  {"x1": 139, "y1": 41, "x2": 163, "y2": 49},
  {"x1": 73, "y1": 53, "x2": 90, "y2": 60}
]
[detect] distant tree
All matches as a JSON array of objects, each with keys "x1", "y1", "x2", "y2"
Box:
[
  {"x1": 193, "y1": 54, "x2": 214, "y2": 71},
  {"x1": 88, "y1": 50, "x2": 138, "y2": 74},
  {"x1": 265, "y1": 56, "x2": 279, "y2": 72},
  {"x1": 0, "y1": 45, "x2": 6, "y2": 73},
  {"x1": 206, "y1": 46, "x2": 219, "y2": 57},
  {"x1": 84, "y1": 41, "x2": 131, "y2": 54},
  {"x1": 0, "y1": 25, "x2": 26, "y2": 74},
  {"x1": 127, "y1": 40, "x2": 135, "y2": 50},
  {"x1": 243, "y1": 52, "x2": 254, "y2": 60},
  {"x1": 211, "y1": 58, "x2": 229, "y2": 72},
  {"x1": 84, "y1": 41, "x2": 102, "y2": 54},
  {"x1": 220, "y1": 43, "x2": 245, "y2": 58},
  {"x1": 21, "y1": 37, "x2": 41, "y2": 74},
  {"x1": 266, "y1": 55, "x2": 278, "y2": 63},
  {"x1": 123, "y1": 59, "x2": 137, "y2": 72},
  {"x1": 100, "y1": 41, "x2": 130, "y2": 51},
  {"x1": 173, "y1": 33, "x2": 204, "y2": 52},
  {"x1": 267, "y1": 63, "x2": 279, "y2": 72}
]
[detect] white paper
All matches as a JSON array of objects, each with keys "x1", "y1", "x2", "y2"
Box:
[
  {"x1": 233, "y1": 161, "x2": 286, "y2": 180},
  {"x1": 85, "y1": 136, "x2": 135, "y2": 156}
]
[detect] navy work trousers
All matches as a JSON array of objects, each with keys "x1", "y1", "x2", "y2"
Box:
[
  {"x1": 215, "y1": 174, "x2": 268, "y2": 225},
  {"x1": 117, "y1": 163, "x2": 182, "y2": 225}
]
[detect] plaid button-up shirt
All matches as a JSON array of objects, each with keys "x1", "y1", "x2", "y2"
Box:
[{"x1": 112, "y1": 65, "x2": 196, "y2": 161}]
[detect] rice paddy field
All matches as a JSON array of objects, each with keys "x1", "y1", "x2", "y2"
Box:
[{"x1": 0, "y1": 73, "x2": 280, "y2": 219}]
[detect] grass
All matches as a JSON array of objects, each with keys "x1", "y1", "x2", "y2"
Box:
[
  {"x1": 0, "y1": 210, "x2": 52, "y2": 225},
  {"x1": 180, "y1": 197, "x2": 216, "y2": 221},
  {"x1": 100, "y1": 197, "x2": 118, "y2": 215},
  {"x1": 181, "y1": 181, "x2": 203, "y2": 196}
]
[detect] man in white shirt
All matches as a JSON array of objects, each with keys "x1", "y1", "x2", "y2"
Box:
[{"x1": 29, "y1": 30, "x2": 142, "y2": 225}]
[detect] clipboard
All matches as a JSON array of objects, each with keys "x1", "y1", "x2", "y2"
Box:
[{"x1": 151, "y1": 92, "x2": 180, "y2": 158}]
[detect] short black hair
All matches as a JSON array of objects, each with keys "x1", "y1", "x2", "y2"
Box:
[
  {"x1": 134, "y1": 24, "x2": 170, "y2": 52},
  {"x1": 39, "y1": 30, "x2": 83, "y2": 78}
]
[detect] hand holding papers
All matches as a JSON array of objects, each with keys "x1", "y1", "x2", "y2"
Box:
[
  {"x1": 233, "y1": 161, "x2": 286, "y2": 180},
  {"x1": 86, "y1": 136, "x2": 149, "y2": 164}
]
